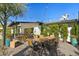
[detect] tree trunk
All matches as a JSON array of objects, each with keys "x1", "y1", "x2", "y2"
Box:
[
  {"x1": 78, "y1": 22, "x2": 79, "y2": 45},
  {"x1": 3, "y1": 20, "x2": 7, "y2": 46}
]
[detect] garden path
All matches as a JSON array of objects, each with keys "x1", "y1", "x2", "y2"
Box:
[{"x1": 57, "y1": 41, "x2": 79, "y2": 56}]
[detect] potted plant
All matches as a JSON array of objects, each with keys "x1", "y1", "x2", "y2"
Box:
[
  {"x1": 71, "y1": 23, "x2": 78, "y2": 46},
  {"x1": 61, "y1": 24, "x2": 68, "y2": 42}
]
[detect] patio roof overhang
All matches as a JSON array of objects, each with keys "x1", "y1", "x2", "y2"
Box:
[
  {"x1": 8, "y1": 22, "x2": 19, "y2": 27},
  {"x1": 8, "y1": 19, "x2": 79, "y2": 27},
  {"x1": 8, "y1": 21, "x2": 43, "y2": 27},
  {"x1": 45, "y1": 19, "x2": 78, "y2": 25}
]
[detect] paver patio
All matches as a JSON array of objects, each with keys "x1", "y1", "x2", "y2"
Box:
[
  {"x1": 57, "y1": 41, "x2": 79, "y2": 56},
  {"x1": 0, "y1": 40, "x2": 79, "y2": 56}
]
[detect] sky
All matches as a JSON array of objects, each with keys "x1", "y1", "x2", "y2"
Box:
[{"x1": 10, "y1": 3, "x2": 79, "y2": 23}]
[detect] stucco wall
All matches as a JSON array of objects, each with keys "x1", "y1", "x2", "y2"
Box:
[{"x1": 20, "y1": 23, "x2": 40, "y2": 33}]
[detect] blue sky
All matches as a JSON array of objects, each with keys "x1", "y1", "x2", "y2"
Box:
[{"x1": 10, "y1": 3, "x2": 79, "y2": 23}]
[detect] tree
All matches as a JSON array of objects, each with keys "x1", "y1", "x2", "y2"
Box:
[{"x1": 0, "y1": 4, "x2": 26, "y2": 46}]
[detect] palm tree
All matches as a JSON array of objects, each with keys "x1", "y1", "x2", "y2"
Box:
[{"x1": 0, "y1": 3, "x2": 26, "y2": 46}]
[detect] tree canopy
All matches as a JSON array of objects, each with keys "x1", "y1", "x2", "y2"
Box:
[
  {"x1": 0, "y1": 3, "x2": 26, "y2": 46},
  {"x1": 0, "y1": 3, "x2": 26, "y2": 26}
]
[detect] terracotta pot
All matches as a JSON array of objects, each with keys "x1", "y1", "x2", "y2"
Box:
[{"x1": 10, "y1": 40, "x2": 15, "y2": 48}]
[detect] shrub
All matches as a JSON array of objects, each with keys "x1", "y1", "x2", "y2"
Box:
[
  {"x1": 71, "y1": 23, "x2": 78, "y2": 38},
  {"x1": 60, "y1": 24, "x2": 68, "y2": 41},
  {"x1": 41, "y1": 25, "x2": 49, "y2": 36},
  {"x1": 49, "y1": 24, "x2": 59, "y2": 39},
  {"x1": 24, "y1": 28, "x2": 33, "y2": 38},
  {"x1": 0, "y1": 29, "x2": 2, "y2": 33},
  {"x1": 41, "y1": 25, "x2": 46, "y2": 36},
  {"x1": 22, "y1": 35, "x2": 27, "y2": 42},
  {"x1": 16, "y1": 35, "x2": 27, "y2": 42},
  {"x1": 6, "y1": 27, "x2": 11, "y2": 39}
]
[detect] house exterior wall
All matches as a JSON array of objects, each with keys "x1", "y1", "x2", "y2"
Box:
[{"x1": 20, "y1": 23, "x2": 40, "y2": 34}]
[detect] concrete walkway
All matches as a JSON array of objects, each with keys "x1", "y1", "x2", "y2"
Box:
[
  {"x1": 57, "y1": 41, "x2": 79, "y2": 56},
  {"x1": 9, "y1": 43, "x2": 28, "y2": 56}
]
